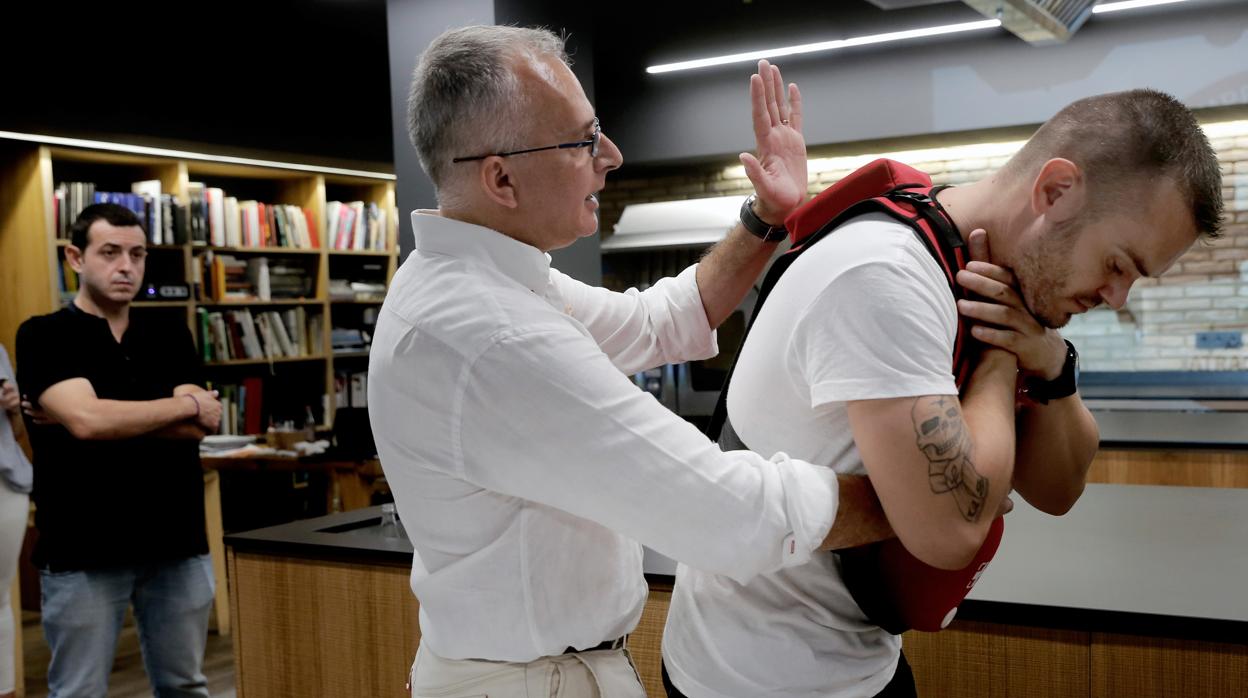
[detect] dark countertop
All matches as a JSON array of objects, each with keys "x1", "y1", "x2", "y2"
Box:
[
  {"x1": 233, "y1": 485, "x2": 1247, "y2": 645},
  {"x1": 225, "y1": 505, "x2": 413, "y2": 563},
  {"x1": 1055, "y1": 372, "x2": 1248, "y2": 448},
  {"x1": 1088, "y1": 405, "x2": 1248, "y2": 448}
]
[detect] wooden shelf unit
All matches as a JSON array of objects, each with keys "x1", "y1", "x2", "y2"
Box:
[{"x1": 0, "y1": 136, "x2": 400, "y2": 428}]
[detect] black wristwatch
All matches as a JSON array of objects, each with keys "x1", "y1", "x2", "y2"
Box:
[
  {"x1": 739, "y1": 194, "x2": 789, "y2": 242},
  {"x1": 1022, "y1": 340, "x2": 1079, "y2": 405}
]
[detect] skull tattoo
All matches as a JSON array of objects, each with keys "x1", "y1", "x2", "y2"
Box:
[{"x1": 912, "y1": 396, "x2": 988, "y2": 522}]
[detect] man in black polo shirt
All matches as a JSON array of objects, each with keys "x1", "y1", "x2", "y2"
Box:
[{"x1": 17, "y1": 203, "x2": 222, "y2": 698}]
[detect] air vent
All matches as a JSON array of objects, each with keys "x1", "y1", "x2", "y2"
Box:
[{"x1": 962, "y1": 0, "x2": 1097, "y2": 43}]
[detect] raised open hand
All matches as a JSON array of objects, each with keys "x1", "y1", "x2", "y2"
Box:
[{"x1": 739, "y1": 59, "x2": 807, "y2": 225}]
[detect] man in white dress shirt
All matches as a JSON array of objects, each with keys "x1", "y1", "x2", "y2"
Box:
[{"x1": 369, "y1": 25, "x2": 889, "y2": 697}]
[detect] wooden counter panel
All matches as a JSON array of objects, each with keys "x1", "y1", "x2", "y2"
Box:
[
  {"x1": 632, "y1": 583, "x2": 672, "y2": 697},
  {"x1": 904, "y1": 621, "x2": 1089, "y2": 698},
  {"x1": 1088, "y1": 449, "x2": 1248, "y2": 489},
  {"x1": 229, "y1": 550, "x2": 419, "y2": 697},
  {"x1": 1091, "y1": 633, "x2": 1248, "y2": 698}
]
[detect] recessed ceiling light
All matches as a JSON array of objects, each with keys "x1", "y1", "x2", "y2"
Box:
[
  {"x1": 646, "y1": 0, "x2": 1201, "y2": 75},
  {"x1": 646, "y1": 19, "x2": 1001, "y2": 74}
]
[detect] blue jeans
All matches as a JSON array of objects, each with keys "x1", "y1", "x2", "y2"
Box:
[{"x1": 40, "y1": 554, "x2": 215, "y2": 698}]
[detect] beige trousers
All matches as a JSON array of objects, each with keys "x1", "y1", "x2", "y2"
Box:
[{"x1": 409, "y1": 641, "x2": 646, "y2": 698}]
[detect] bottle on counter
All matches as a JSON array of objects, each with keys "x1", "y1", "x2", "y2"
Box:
[{"x1": 379, "y1": 502, "x2": 404, "y2": 539}]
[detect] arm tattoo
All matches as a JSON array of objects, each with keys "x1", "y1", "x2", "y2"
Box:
[{"x1": 911, "y1": 396, "x2": 988, "y2": 522}]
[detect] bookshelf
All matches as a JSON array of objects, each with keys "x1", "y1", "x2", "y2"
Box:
[{"x1": 0, "y1": 135, "x2": 399, "y2": 434}]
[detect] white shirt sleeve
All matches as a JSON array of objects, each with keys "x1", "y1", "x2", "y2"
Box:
[
  {"x1": 795, "y1": 258, "x2": 958, "y2": 407},
  {"x1": 551, "y1": 264, "x2": 718, "y2": 375},
  {"x1": 451, "y1": 321, "x2": 836, "y2": 584}
]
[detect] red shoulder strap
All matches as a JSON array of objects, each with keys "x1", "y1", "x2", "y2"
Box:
[{"x1": 786, "y1": 159, "x2": 932, "y2": 247}]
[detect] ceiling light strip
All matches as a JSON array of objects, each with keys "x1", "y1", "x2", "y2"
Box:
[
  {"x1": 1092, "y1": 0, "x2": 1194, "y2": 14},
  {"x1": 0, "y1": 130, "x2": 396, "y2": 180},
  {"x1": 645, "y1": 19, "x2": 1001, "y2": 75},
  {"x1": 647, "y1": 0, "x2": 1202, "y2": 76}
]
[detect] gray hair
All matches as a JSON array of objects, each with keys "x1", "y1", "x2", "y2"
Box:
[{"x1": 407, "y1": 25, "x2": 569, "y2": 207}]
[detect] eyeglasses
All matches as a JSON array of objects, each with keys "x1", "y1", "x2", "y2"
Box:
[{"x1": 452, "y1": 118, "x2": 600, "y2": 163}]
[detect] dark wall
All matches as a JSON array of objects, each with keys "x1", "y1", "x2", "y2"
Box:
[
  {"x1": 593, "y1": 0, "x2": 1248, "y2": 166},
  {"x1": 494, "y1": 0, "x2": 601, "y2": 285},
  {"x1": 0, "y1": 0, "x2": 393, "y2": 165},
  {"x1": 385, "y1": 0, "x2": 495, "y2": 259}
]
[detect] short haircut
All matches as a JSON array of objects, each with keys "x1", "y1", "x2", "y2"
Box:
[
  {"x1": 1003, "y1": 88, "x2": 1223, "y2": 239},
  {"x1": 407, "y1": 25, "x2": 569, "y2": 206},
  {"x1": 69, "y1": 203, "x2": 145, "y2": 251}
]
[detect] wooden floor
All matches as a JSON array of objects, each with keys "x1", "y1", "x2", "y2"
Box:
[{"x1": 21, "y1": 611, "x2": 236, "y2": 698}]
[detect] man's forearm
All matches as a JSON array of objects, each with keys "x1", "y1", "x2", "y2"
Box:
[
  {"x1": 1013, "y1": 394, "x2": 1098, "y2": 515},
  {"x1": 819, "y1": 474, "x2": 895, "y2": 550},
  {"x1": 695, "y1": 225, "x2": 779, "y2": 328},
  {"x1": 55, "y1": 395, "x2": 198, "y2": 441},
  {"x1": 957, "y1": 350, "x2": 1019, "y2": 523}
]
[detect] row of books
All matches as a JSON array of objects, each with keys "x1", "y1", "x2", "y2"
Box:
[
  {"x1": 210, "y1": 377, "x2": 266, "y2": 436},
  {"x1": 326, "y1": 201, "x2": 391, "y2": 252},
  {"x1": 54, "y1": 181, "x2": 189, "y2": 245},
  {"x1": 198, "y1": 307, "x2": 324, "y2": 363},
  {"x1": 198, "y1": 253, "x2": 316, "y2": 302},
  {"x1": 52, "y1": 181, "x2": 389, "y2": 253},
  {"x1": 191, "y1": 183, "x2": 319, "y2": 249},
  {"x1": 334, "y1": 371, "x2": 369, "y2": 408}
]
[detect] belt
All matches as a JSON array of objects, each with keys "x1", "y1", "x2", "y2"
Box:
[{"x1": 561, "y1": 635, "x2": 626, "y2": 655}]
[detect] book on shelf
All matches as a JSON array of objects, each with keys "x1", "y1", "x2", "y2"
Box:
[
  {"x1": 198, "y1": 306, "x2": 321, "y2": 363},
  {"x1": 246, "y1": 258, "x2": 271, "y2": 301},
  {"x1": 130, "y1": 180, "x2": 163, "y2": 245},
  {"x1": 57, "y1": 256, "x2": 79, "y2": 301},
  {"x1": 327, "y1": 200, "x2": 389, "y2": 252},
  {"x1": 185, "y1": 182, "x2": 318, "y2": 250},
  {"x1": 330, "y1": 327, "x2": 370, "y2": 354},
  {"x1": 53, "y1": 181, "x2": 190, "y2": 245},
  {"x1": 200, "y1": 253, "x2": 315, "y2": 302},
  {"x1": 206, "y1": 377, "x2": 265, "y2": 436},
  {"x1": 334, "y1": 370, "x2": 370, "y2": 408}
]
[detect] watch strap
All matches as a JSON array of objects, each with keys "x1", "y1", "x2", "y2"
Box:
[
  {"x1": 1022, "y1": 339, "x2": 1078, "y2": 405},
  {"x1": 740, "y1": 194, "x2": 788, "y2": 242}
]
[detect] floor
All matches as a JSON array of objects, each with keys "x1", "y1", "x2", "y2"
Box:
[{"x1": 21, "y1": 611, "x2": 236, "y2": 698}]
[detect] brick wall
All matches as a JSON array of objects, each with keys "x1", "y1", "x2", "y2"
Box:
[{"x1": 597, "y1": 121, "x2": 1248, "y2": 372}]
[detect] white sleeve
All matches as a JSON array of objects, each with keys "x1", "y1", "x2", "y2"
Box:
[
  {"x1": 794, "y1": 258, "x2": 958, "y2": 407},
  {"x1": 452, "y1": 322, "x2": 836, "y2": 584},
  {"x1": 551, "y1": 265, "x2": 718, "y2": 375}
]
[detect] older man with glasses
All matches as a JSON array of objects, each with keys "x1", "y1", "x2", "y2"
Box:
[{"x1": 369, "y1": 24, "x2": 887, "y2": 697}]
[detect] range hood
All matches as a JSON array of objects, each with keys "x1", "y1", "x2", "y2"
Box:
[
  {"x1": 961, "y1": 0, "x2": 1096, "y2": 44},
  {"x1": 602, "y1": 195, "x2": 746, "y2": 253}
]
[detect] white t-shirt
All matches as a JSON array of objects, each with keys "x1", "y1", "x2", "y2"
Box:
[{"x1": 663, "y1": 213, "x2": 960, "y2": 698}]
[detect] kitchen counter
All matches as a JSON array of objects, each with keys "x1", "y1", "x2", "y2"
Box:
[
  {"x1": 641, "y1": 483, "x2": 1248, "y2": 644},
  {"x1": 237, "y1": 484, "x2": 1248, "y2": 644},
  {"x1": 227, "y1": 485, "x2": 1246, "y2": 696},
  {"x1": 1085, "y1": 401, "x2": 1248, "y2": 448}
]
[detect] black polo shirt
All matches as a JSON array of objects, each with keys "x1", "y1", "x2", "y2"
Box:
[{"x1": 16, "y1": 304, "x2": 208, "y2": 571}]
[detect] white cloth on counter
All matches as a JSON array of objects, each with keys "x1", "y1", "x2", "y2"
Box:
[
  {"x1": 368, "y1": 210, "x2": 838, "y2": 663},
  {"x1": 664, "y1": 214, "x2": 959, "y2": 698}
]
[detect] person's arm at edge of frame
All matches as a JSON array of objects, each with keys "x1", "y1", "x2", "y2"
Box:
[
  {"x1": 695, "y1": 59, "x2": 806, "y2": 329},
  {"x1": 2, "y1": 379, "x2": 24, "y2": 443}
]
